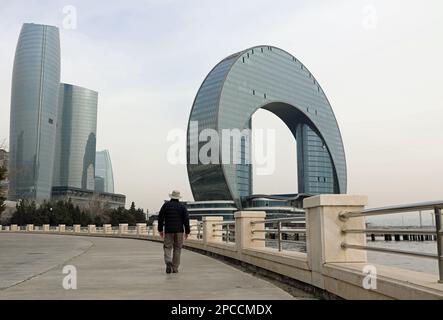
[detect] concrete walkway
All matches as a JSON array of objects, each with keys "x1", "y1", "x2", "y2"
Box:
[{"x1": 0, "y1": 233, "x2": 295, "y2": 300}]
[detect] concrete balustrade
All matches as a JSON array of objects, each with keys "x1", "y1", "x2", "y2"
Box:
[
  {"x1": 58, "y1": 224, "x2": 65, "y2": 233},
  {"x1": 103, "y1": 224, "x2": 112, "y2": 234},
  {"x1": 235, "y1": 211, "x2": 265, "y2": 250},
  {"x1": 152, "y1": 221, "x2": 159, "y2": 237},
  {"x1": 2, "y1": 194, "x2": 443, "y2": 299},
  {"x1": 88, "y1": 224, "x2": 96, "y2": 233},
  {"x1": 189, "y1": 219, "x2": 198, "y2": 240},
  {"x1": 136, "y1": 223, "x2": 147, "y2": 235},
  {"x1": 304, "y1": 195, "x2": 368, "y2": 289},
  {"x1": 119, "y1": 223, "x2": 128, "y2": 235},
  {"x1": 202, "y1": 217, "x2": 223, "y2": 244},
  {"x1": 73, "y1": 224, "x2": 81, "y2": 233}
]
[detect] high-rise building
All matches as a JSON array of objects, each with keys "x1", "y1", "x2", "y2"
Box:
[
  {"x1": 187, "y1": 45, "x2": 347, "y2": 211},
  {"x1": 53, "y1": 83, "x2": 98, "y2": 191},
  {"x1": 95, "y1": 150, "x2": 115, "y2": 193},
  {"x1": 9, "y1": 23, "x2": 61, "y2": 201}
]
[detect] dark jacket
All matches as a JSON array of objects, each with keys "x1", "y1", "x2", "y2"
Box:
[{"x1": 158, "y1": 199, "x2": 190, "y2": 234}]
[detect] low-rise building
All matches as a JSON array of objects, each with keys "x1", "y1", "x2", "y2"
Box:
[{"x1": 51, "y1": 186, "x2": 126, "y2": 210}]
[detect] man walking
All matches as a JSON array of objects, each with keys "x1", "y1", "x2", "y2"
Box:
[{"x1": 158, "y1": 190, "x2": 191, "y2": 274}]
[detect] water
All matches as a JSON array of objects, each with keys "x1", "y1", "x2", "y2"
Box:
[
  {"x1": 367, "y1": 241, "x2": 438, "y2": 274},
  {"x1": 366, "y1": 210, "x2": 436, "y2": 227},
  {"x1": 267, "y1": 240, "x2": 439, "y2": 275},
  {"x1": 366, "y1": 211, "x2": 439, "y2": 274}
]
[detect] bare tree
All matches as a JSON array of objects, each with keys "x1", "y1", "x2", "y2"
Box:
[
  {"x1": 86, "y1": 193, "x2": 111, "y2": 223},
  {"x1": 0, "y1": 139, "x2": 8, "y2": 217}
]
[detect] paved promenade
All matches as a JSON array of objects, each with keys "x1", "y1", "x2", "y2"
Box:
[{"x1": 0, "y1": 233, "x2": 296, "y2": 300}]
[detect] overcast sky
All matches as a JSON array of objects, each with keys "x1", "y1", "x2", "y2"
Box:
[{"x1": 0, "y1": 0, "x2": 442, "y2": 214}]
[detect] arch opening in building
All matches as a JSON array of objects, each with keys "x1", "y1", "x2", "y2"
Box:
[{"x1": 186, "y1": 45, "x2": 347, "y2": 219}]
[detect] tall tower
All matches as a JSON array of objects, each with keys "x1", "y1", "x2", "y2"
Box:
[
  {"x1": 95, "y1": 150, "x2": 115, "y2": 193},
  {"x1": 53, "y1": 84, "x2": 98, "y2": 191},
  {"x1": 9, "y1": 23, "x2": 61, "y2": 201}
]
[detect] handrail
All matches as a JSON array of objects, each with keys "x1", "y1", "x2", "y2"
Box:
[
  {"x1": 341, "y1": 243, "x2": 438, "y2": 259},
  {"x1": 250, "y1": 217, "x2": 305, "y2": 225},
  {"x1": 340, "y1": 205, "x2": 443, "y2": 283},
  {"x1": 339, "y1": 200, "x2": 443, "y2": 220},
  {"x1": 250, "y1": 216, "x2": 307, "y2": 252},
  {"x1": 252, "y1": 228, "x2": 306, "y2": 234},
  {"x1": 212, "y1": 221, "x2": 235, "y2": 226},
  {"x1": 342, "y1": 228, "x2": 436, "y2": 235}
]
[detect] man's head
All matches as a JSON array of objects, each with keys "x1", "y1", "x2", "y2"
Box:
[{"x1": 169, "y1": 190, "x2": 182, "y2": 201}]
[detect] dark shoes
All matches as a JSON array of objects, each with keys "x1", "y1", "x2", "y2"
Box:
[{"x1": 166, "y1": 263, "x2": 179, "y2": 274}]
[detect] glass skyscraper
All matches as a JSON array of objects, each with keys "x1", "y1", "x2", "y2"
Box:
[
  {"x1": 95, "y1": 150, "x2": 115, "y2": 194},
  {"x1": 52, "y1": 83, "x2": 98, "y2": 191},
  {"x1": 187, "y1": 46, "x2": 347, "y2": 208},
  {"x1": 9, "y1": 23, "x2": 61, "y2": 201}
]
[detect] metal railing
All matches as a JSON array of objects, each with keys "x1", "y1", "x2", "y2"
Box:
[
  {"x1": 212, "y1": 221, "x2": 235, "y2": 243},
  {"x1": 127, "y1": 226, "x2": 137, "y2": 234},
  {"x1": 251, "y1": 216, "x2": 306, "y2": 252},
  {"x1": 339, "y1": 201, "x2": 443, "y2": 283}
]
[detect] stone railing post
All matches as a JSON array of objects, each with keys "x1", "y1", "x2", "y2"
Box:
[
  {"x1": 234, "y1": 211, "x2": 266, "y2": 250},
  {"x1": 119, "y1": 223, "x2": 128, "y2": 235},
  {"x1": 88, "y1": 224, "x2": 96, "y2": 234},
  {"x1": 188, "y1": 219, "x2": 198, "y2": 240},
  {"x1": 58, "y1": 224, "x2": 65, "y2": 233},
  {"x1": 26, "y1": 224, "x2": 34, "y2": 232},
  {"x1": 43, "y1": 224, "x2": 49, "y2": 232},
  {"x1": 11, "y1": 224, "x2": 18, "y2": 232},
  {"x1": 73, "y1": 224, "x2": 81, "y2": 233},
  {"x1": 202, "y1": 216, "x2": 223, "y2": 244},
  {"x1": 103, "y1": 224, "x2": 112, "y2": 234},
  {"x1": 234, "y1": 211, "x2": 266, "y2": 251},
  {"x1": 0, "y1": 225, "x2": 2, "y2": 232},
  {"x1": 136, "y1": 223, "x2": 147, "y2": 235},
  {"x1": 152, "y1": 221, "x2": 159, "y2": 237},
  {"x1": 304, "y1": 195, "x2": 368, "y2": 289}
]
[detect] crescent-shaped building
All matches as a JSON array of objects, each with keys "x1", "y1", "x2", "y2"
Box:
[{"x1": 187, "y1": 45, "x2": 347, "y2": 209}]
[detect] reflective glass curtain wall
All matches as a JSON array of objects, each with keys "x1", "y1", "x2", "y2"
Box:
[
  {"x1": 187, "y1": 46, "x2": 347, "y2": 207},
  {"x1": 53, "y1": 84, "x2": 98, "y2": 191},
  {"x1": 9, "y1": 23, "x2": 61, "y2": 201},
  {"x1": 95, "y1": 150, "x2": 115, "y2": 194}
]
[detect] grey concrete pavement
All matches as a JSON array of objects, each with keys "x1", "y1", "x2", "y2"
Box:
[{"x1": 0, "y1": 233, "x2": 296, "y2": 299}]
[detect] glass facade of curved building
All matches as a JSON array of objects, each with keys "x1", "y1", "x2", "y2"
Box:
[
  {"x1": 9, "y1": 23, "x2": 61, "y2": 201},
  {"x1": 187, "y1": 46, "x2": 346, "y2": 204},
  {"x1": 186, "y1": 45, "x2": 347, "y2": 218},
  {"x1": 52, "y1": 84, "x2": 98, "y2": 191}
]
